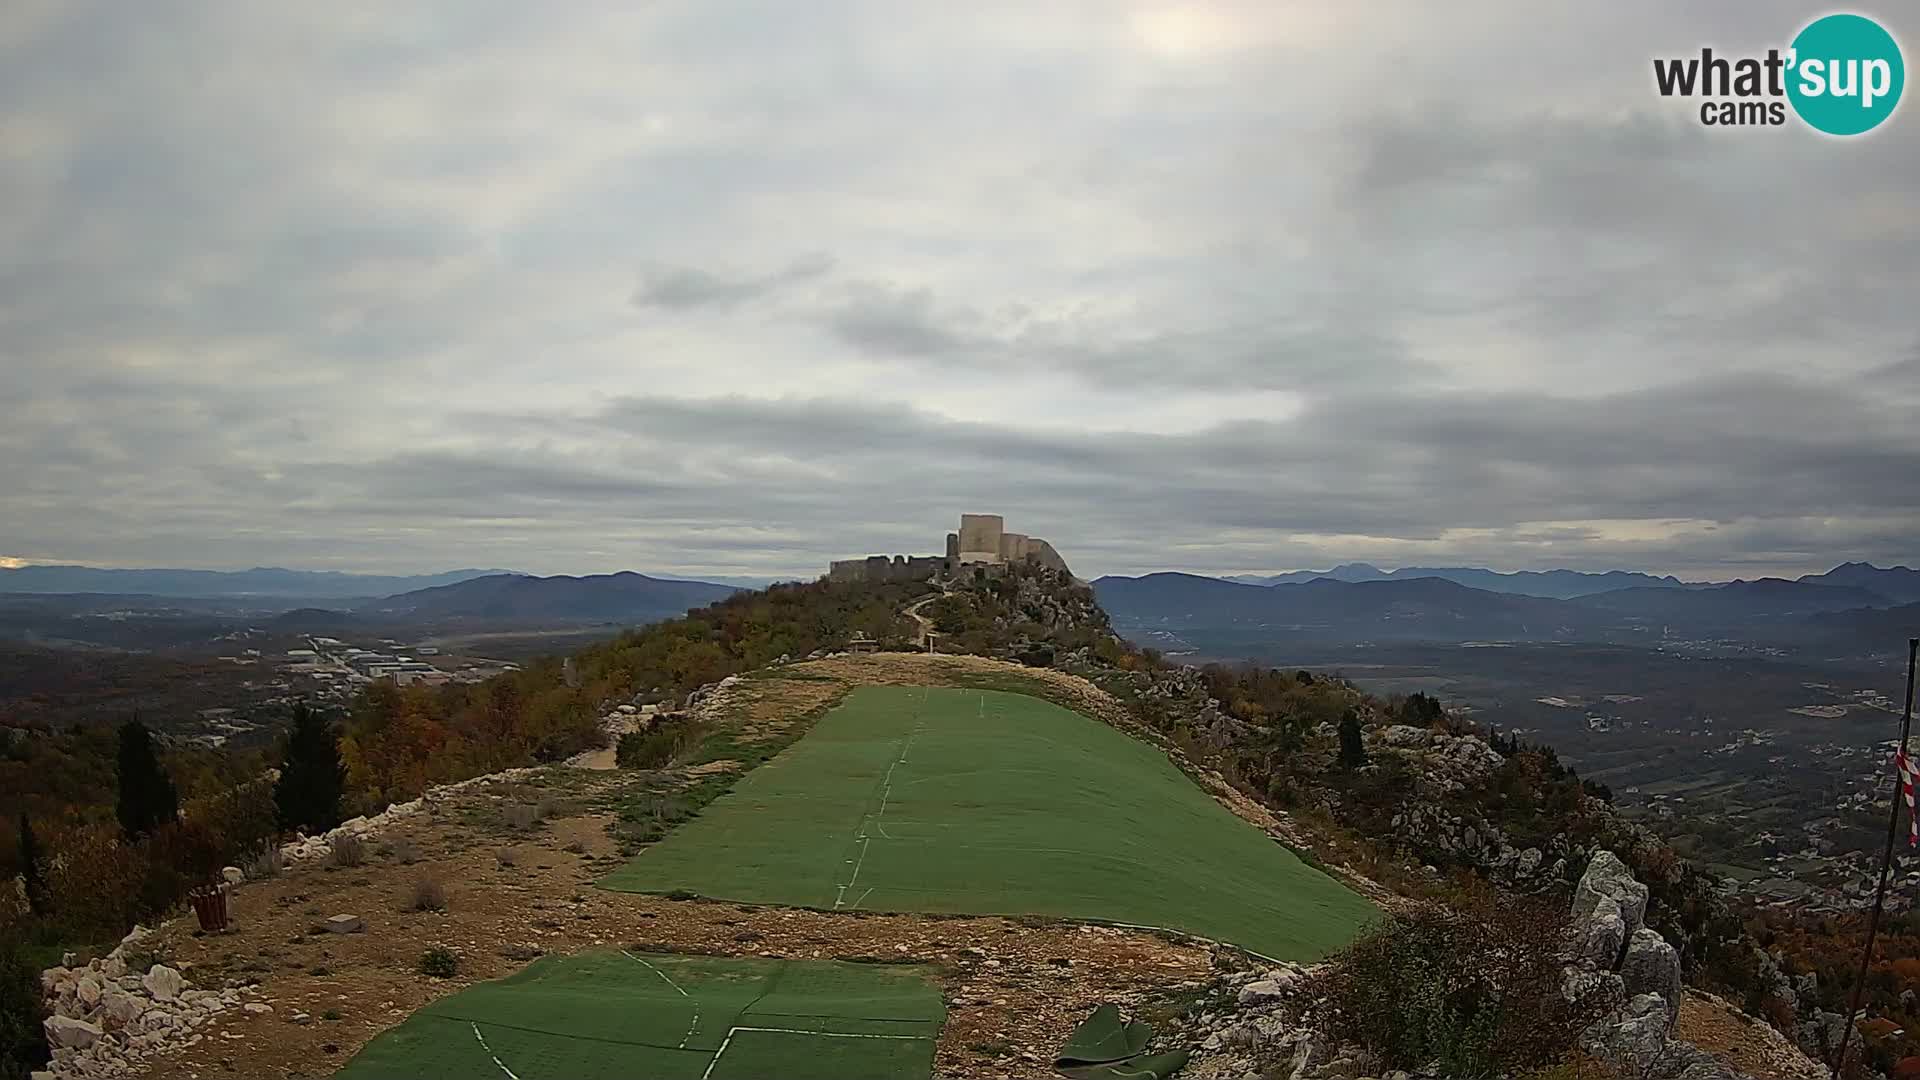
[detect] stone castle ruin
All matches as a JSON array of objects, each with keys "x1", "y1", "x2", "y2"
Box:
[{"x1": 827, "y1": 513, "x2": 1071, "y2": 583}]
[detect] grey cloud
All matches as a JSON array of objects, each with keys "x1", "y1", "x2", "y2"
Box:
[
  {"x1": 3, "y1": 2, "x2": 1917, "y2": 579},
  {"x1": 826, "y1": 286, "x2": 980, "y2": 357},
  {"x1": 631, "y1": 254, "x2": 834, "y2": 311}
]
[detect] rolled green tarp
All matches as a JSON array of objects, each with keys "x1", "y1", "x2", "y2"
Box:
[{"x1": 1054, "y1": 1003, "x2": 1190, "y2": 1080}]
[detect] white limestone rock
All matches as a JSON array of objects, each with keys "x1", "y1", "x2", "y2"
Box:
[
  {"x1": 1574, "y1": 851, "x2": 1648, "y2": 939},
  {"x1": 1620, "y1": 929, "x2": 1683, "y2": 1029},
  {"x1": 45, "y1": 1015, "x2": 104, "y2": 1050},
  {"x1": 100, "y1": 991, "x2": 145, "y2": 1031},
  {"x1": 1579, "y1": 897, "x2": 1629, "y2": 969},
  {"x1": 141, "y1": 964, "x2": 185, "y2": 1002}
]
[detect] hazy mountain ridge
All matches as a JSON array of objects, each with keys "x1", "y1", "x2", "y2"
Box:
[
  {"x1": 1227, "y1": 563, "x2": 1691, "y2": 598},
  {"x1": 1799, "y1": 561, "x2": 1920, "y2": 604},
  {"x1": 1095, "y1": 572, "x2": 1586, "y2": 642},
  {"x1": 1096, "y1": 563, "x2": 1918, "y2": 645},
  {"x1": 1221, "y1": 561, "x2": 1919, "y2": 604},
  {"x1": 354, "y1": 571, "x2": 740, "y2": 620},
  {"x1": 0, "y1": 564, "x2": 514, "y2": 599}
]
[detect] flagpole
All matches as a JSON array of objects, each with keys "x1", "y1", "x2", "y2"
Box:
[{"x1": 1833, "y1": 637, "x2": 1920, "y2": 1079}]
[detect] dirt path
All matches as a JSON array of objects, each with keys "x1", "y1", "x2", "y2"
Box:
[
  {"x1": 903, "y1": 590, "x2": 945, "y2": 647},
  {"x1": 566, "y1": 712, "x2": 640, "y2": 770}
]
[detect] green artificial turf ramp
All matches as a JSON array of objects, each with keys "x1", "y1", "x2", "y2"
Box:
[
  {"x1": 332, "y1": 951, "x2": 944, "y2": 1080},
  {"x1": 601, "y1": 686, "x2": 1375, "y2": 961}
]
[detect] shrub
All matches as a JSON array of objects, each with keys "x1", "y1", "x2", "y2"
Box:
[
  {"x1": 1312, "y1": 899, "x2": 1617, "y2": 1077},
  {"x1": 44, "y1": 823, "x2": 148, "y2": 940},
  {"x1": 410, "y1": 877, "x2": 447, "y2": 912},
  {"x1": 501, "y1": 804, "x2": 540, "y2": 830},
  {"x1": 187, "y1": 777, "x2": 279, "y2": 867},
  {"x1": 496, "y1": 848, "x2": 518, "y2": 869},
  {"x1": 139, "y1": 819, "x2": 226, "y2": 908},
  {"x1": 244, "y1": 844, "x2": 283, "y2": 880},
  {"x1": 418, "y1": 945, "x2": 458, "y2": 978},
  {"x1": 0, "y1": 933, "x2": 50, "y2": 1078},
  {"x1": 615, "y1": 721, "x2": 703, "y2": 770},
  {"x1": 386, "y1": 838, "x2": 419, "y2": 865},
  {"x1": 328, "y1": 834, "x2": 364, "y2": 868}
]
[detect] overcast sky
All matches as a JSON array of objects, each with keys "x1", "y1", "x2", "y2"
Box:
[{"x1": 2, "y1": 2, "x2": 1916, "y2": 581}]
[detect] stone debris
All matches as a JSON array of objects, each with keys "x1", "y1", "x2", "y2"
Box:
[
  {"x1": 38, "y1": 936, "x2": 266, "y2": 1080},
  {"x1": 324, "y1": 914, "x2": 365, "y2": 934}
]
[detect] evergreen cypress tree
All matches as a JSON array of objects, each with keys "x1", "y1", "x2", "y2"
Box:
[
  {"x1": 115, "y1": 719, "x2": 178, "y2": 840},
  {"x1": 275, "y1": 702, "x2": 345, "y2": 835},
  {"x1": 1337, "y1": 709, "x2": 1367, "y2": 770},
  {"x1": 16, "y1": 814, "x2": 45, "y2": 917}
]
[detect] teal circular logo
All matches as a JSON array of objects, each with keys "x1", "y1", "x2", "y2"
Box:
[{"x1": 1787, "y1": 14, "x2": 1905, "y2": 135}]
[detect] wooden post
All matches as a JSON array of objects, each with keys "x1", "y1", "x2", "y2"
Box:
[{"x1": 1833, "y1": 637, "x2": 1920, "y2": 1078}]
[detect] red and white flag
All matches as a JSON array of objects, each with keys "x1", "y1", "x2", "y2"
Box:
[{"x1": 1897, "y1": 747, "x2": 1920, "y2": 847}]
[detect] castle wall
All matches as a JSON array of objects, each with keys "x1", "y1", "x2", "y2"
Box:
[
  {"x1": 1024, "y1": 538, "x2": 1071, "y2": 575},
  {"x1": 827, "y1": 513, "x2": 1069, "y2": 582},
  {"x1": 828, "y1": 554, "x2": 945, "y2": 583}
]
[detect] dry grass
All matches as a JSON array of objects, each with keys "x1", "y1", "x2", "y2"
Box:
[
  {"x1": 329, "y1": 834, "x2": 365, "y2": 868},
  {"x1": 409, "y1": 876, "x2": 447, "y2": 912}
]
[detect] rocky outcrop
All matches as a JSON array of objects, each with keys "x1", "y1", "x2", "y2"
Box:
[
  {"x1": 1570, "y1": 851, "x2": 1748, "y2": 1079},
  {"x1": 1621, "y1": 927, "x2": 1683, "y2": 1019},
  {"x1": 38, "y1": 923, "x2": 265, "y2": 1079},
  {"x1": 1574, "y1": 851, "x2": 1649, "y2": 933}
]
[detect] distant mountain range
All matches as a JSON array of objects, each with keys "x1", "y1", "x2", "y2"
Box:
[
  {"x1": 1096, "y1": 563, "x2": 1920, "y2": 647},
  {"x1": 1219, "y1": 561, "x2": 1920, "y2": 604},
  {"x1": 1798, "y1": 562, "x2": 1920, "y2": 605},
  {"x1": 0, "y1": 565, "x2": 513, "y2": 599},
  {"x1": 1097, "y1": 573, "x2": 1578, "y2": 641},
  {"x1": 1222, "y1": 563, "x2": 1690, "y2": 599},
  {"x1": 354, "y1": 572, "x2": 739, "y2": 621}
]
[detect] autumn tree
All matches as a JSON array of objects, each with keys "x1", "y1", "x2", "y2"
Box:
[
  {"x1": 115, "y1": 720, "x2": 178, "y2": 840},
  {"x1": 274, "y1": 702, "x2": 344, "y2": 835}
]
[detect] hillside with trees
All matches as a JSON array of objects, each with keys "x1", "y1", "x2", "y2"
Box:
[{"x1": 0, "y1": 566, "x2": 1904, "y2": 1076}]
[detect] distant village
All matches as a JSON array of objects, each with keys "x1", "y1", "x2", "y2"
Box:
[
  {"x1": 177, "y1": 633, "x2": 521, "y2": 750},
  {"x1": 1538, "y1": 678, "x2": 1916, "y2": 915}
]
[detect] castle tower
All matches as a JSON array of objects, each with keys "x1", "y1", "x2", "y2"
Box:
[{"x1": 957, "y1": 513, "x2": 1005, "y2": 563}]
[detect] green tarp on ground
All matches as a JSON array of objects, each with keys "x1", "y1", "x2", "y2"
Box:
[
  {"x1": 602, "y1": 685, "x2": 1375, "y2": 962},
  {"x1": 332, "y1": 951, "x2": 945, "y2": 1080},
  {"x1": 1054, "y1": 1003, "x2": 1190, "y2": 1080}
]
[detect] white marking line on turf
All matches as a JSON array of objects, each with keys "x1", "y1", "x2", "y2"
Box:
[
  {"x1": 841, "y1": 709, "x2": 921, "y2": 896},
  {"x1": 701, "y1": 1025, "x2": 929, "y2": 1080},
  {"x1": 623, "y1": 952, "x2": 700, "y2": 1048},
  {"x1": 851, "y1": 886, "x2": 875, "y2": 909},
  {"x1": 845, "y1": 838, "x2": 872, "y2": 893},
  {"x1": 470, "y1": 1022, "x2": 522, "y2": 1080}
]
